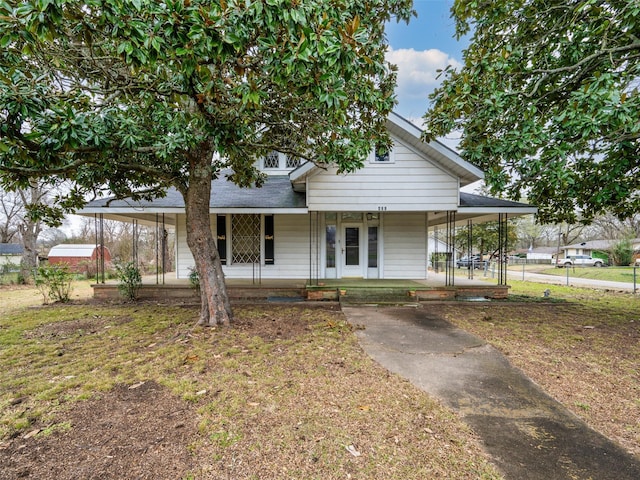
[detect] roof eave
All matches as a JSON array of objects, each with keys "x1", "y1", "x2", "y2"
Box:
[{"x1": 386, "y1": 112, "x2": 484, "y2": 186}]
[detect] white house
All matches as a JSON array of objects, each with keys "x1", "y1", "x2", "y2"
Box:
[
  {"x1": 0, "y1": 243, "x2": 23, "y2": 268},
  {"x1": 79, "y1": 113, "x2": 536, "y2": 282}
]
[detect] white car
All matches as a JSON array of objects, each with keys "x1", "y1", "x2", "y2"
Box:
[{"x1": 556, "y1": 255, "x2": 605, "y2": 268}]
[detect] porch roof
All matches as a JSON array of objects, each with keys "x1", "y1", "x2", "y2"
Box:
[
  {"x1": 428, "y1": 192, "x2": 537, "y2": 227},
  {"x1": 79, "y1": 174, "x2": 535, "y2": 226},
  {"x1": 80, "y1": 174, "x2": 307, "y2": 215}
]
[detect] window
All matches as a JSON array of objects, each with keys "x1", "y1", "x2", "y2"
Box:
[
  {"x1": 217, "y1": 215, "x2": 227, "y2": 265},
  {"x1": 264, "y1": 151, "x2": 279, "y2": 169},
  {"x1": 232, "y1": 214, "x2": 261, "y2": 264},
  {"x1": 374, "y1": 146, "x2": 390, "y2": 162},
  {"x1": 368, "y1": 226, "x2": 378, "y2": 268},
  {"x1": 286, "y1": 155, "x2": 300, "y2": 169},
  {"x1": 326, "y1": 225, "x2": 336, "y2": 268},
  {"x1": 341, "y1": 212, "x2": 362, "y2": 222},
  {"x1": 372, "y1": 143, "x2": 394, "y2": 163}
]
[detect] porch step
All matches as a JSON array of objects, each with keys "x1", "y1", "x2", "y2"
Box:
[
  {"x1": 307, "y1": 286, "x2": 418, "y2": 303},
  {"x1": 307, "y1": 285, "x2": 510, "y2": 302}
]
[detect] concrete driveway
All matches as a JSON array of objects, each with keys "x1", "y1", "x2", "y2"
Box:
[{"x1": 343, "y1": 305, "x2": 640, "y2": 480}]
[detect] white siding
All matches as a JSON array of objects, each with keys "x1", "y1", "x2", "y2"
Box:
[
  {"x1": 175, "y1": 214, "x2": 196, "y2": 279},
  {"x1": 175, "y1": 214, "x2": 310, "y2": 279},
  {"x1": 307, "y1": 136, "x2": 459, "y2": 212},
  {"x1": 383, "y1": 213, "x2": 428, "y2": 279}
]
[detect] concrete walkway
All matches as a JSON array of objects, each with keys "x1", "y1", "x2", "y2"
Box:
[{"x1": 343, "y1": 305, "x2": 640, "y2": 480}]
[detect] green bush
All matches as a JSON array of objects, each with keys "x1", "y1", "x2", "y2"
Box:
[
  {"x1": 115, "y1": 262, "x2": 142, "y2": 301},
  {"x1": 611, "y1": 239, "x2": 633, "y2": 266},
  {"x1": 35, "y1": 263, "x2": 73, "y2": 304},
  {"x1": 188, "y1": 267, "x2": 200, "y2": 293}
]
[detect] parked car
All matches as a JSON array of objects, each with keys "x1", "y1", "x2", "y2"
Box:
[
  {"x1": 456, "y1": 254, "x2": 489, "y2": 269},
  {"x1": 556, "y1": 255, "x2": 606, "y2": 267}
]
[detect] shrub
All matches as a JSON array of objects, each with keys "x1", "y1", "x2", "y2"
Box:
[
  {"x1": 611, "y1": 239, "x2": 633, "y2": 266},
  {"x1": 115, "y1": 262, "x2": 142, "y2": 301},
  {"x1": 188, "y1": 267, "x2": 200, "y2": 294},
  {"x1": 35, "y1": 264, "x2": 73, "y2": 304}
]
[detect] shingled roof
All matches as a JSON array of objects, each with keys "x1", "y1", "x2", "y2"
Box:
[
  {"x1": 84, "y1": 175, "x2": 306, "y2": 210},
  {"x1": 0, "y1": 243, "x2": 23, "y2": 255}
]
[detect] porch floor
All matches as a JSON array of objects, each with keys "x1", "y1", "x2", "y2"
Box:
[{"x1": 91, "y1": 272, "x2": 509, "y2": 302}]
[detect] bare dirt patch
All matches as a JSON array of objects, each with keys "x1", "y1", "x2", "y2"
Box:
[
  {"x1": 233, "y1": 302, "x2": 341, "y2": 340},
  {"x1": 0, "y1": 381, "x2": 199, "y2": 480},
  {"x1": 23, "y1": 316, "x2": 133, "y2": 340}
]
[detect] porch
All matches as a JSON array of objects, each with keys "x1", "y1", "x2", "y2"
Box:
[{"x1": 91, "y1": 273, "x2": 509, "y2": 303}]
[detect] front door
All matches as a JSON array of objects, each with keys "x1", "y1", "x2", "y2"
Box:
[{"x1": 342, "y1": 225, "x2": 362, "y2": 277}]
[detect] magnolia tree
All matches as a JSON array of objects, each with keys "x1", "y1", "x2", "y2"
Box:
[
  {"x1": 424, "y1": 0, "x2": 640, "y2": 224},
  {"x1": 0, "y1": 0, "x2": 414, "y2": 325}
]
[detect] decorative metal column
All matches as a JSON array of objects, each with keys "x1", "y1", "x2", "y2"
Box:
[
  {"x1": 161, "y1": 213, "x2": 167, "y2": 284},
  {"x1": 445, "y1": 211, "x2": 456, "y2": 286},
  {"x1": 467, "y1": 219, "x2": 474, "y2": 280},
  {"x1": 308, "y1": 212, "x2": 320, "y2": 285},
  {"x1": 94, "y1": 213, "x2": 105, "y2": 284},
  {"x1": 497, "y1": 213, "x2": 509, "y2": 285},
  {"x1": 155, "y1": 213, "x2": 159, "y2": 285},
  {"x1": 434, "y1": 225, "x2": 439, "y2": 273},
  {"x1": 132, "y1": 219, "x2": 139, "y2": 268}
]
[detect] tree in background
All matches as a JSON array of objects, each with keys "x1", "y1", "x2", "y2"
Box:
[
  {"x1": 70, "y1": 217, "x2": 175, "y2": 275},
  {"x1": 0, "y1": 182, "x2": 65, "y2": 282},
  {"x1": 0, "y1": 0, "x2": 413, "y2": 324},
  {"x1": 424, "y1": 1, "x2": 640, "y2": 224},
  {"x1": 586, "y1": 213, "x2": 640, "y2": 241},
  {"x1": 455, "y1": 220, "x2": 518, "y2": 258},
  {"x1": 0, "y1": 188, "x2": 21, "y2": 244}
]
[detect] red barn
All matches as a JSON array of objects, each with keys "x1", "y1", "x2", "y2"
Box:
[{"x1": 47, "y1": 244, "x2": 112, "y2": 274}]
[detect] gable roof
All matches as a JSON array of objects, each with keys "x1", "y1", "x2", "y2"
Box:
[
  {"x1": 386, "y1": 112, "x2": 484, "y2": 186},
  {"x1": 48, "y1": 244, "x2": 103, "y2": 257},
  {"x1": 0, "y1": 243, "x2": 23, "y2": 255},
  {"x1": 289, "y1": 112, "x2": 484, "y2": 187}
]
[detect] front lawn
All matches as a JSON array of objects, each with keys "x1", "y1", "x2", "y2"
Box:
[
  {"x1": 535, "y1": 266, "x2": 639, "y2": 283},
  {"x1": 0, "y1": 284, "x2": 501, "y2": 479}
]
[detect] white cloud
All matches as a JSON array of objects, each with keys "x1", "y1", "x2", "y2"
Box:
[{"x1": 386, "y1": 47, "x2": 462, "y2": 119}]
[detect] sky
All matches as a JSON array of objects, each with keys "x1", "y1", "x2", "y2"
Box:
[{"x1": 385, "y1": 0, "x2": 470, "y2": 125}]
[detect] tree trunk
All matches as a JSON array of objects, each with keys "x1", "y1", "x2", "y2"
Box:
[
  {"x1": 182, "y1": 141, "x2": 233, "y2": 326},
  {"x1": 19, "y1": 222, "x2": 38, "y2": 283},
  {"x1": 18, "y1": 185, "x2": 43, "y2": 284}
]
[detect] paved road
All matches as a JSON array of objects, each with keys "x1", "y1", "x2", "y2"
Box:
[
  {"x1": 344, "y1": 305, "x2": 640, "y2": 480},
  {"x1": 479, "y1": 267, "x2": 639, "y2": 292}
]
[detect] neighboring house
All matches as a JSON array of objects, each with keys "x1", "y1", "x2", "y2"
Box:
[
  {"x1": 524, "y1": 247, "x2": 556, "y2": 262},
  {"x1": 559, "y1": 239, "x2": 640, "y2": 262},
  {"x1": 79, "y1": 113, "x2": 536, "y2": 282},
  {"x1": 48, "y1": 244, "x2": 112, "y2": 273},
  {"x1": 0, "y1": 243, "x2": 23, "y2": 268}
]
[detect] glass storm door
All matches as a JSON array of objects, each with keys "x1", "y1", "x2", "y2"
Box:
[{"x1": 342, "y1": 225, "x2": 362, "y2": 277}]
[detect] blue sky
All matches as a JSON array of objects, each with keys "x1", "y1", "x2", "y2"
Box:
[{"x1": 385, "y1": 0, "x2": 470, "y2": 123}]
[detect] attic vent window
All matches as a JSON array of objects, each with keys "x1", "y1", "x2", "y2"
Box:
[
  {"x1": 264, "y1": 151, "x2": 279, "y2": 169},
  {"x1": 286, "y1": 155, "x2": 300, "y2": 169},
  {"x1": 374, "y1": 146, "x2": 391, "y2": 163}
]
